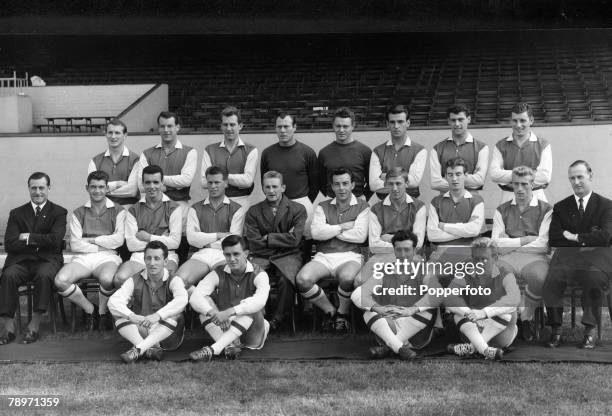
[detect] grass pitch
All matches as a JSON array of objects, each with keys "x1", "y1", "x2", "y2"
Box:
[{"x1": 2, "y1": 360, "x2": 612, "y2": 415}]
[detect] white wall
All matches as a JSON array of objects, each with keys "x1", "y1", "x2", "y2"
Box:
[
  {"x1": 23, "y1": 84, "x2": 157, "y2": 125},
  {"x1": 120, "y1": 84, "x2": 168, "y2": 133},
  {"x1": 0, "y1": 95, "x2": 32, "y2": 133},
  {"x1": 1, "y1": 123, "x2": 611, "y2": 236}
]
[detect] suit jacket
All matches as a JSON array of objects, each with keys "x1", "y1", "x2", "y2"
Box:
[
  {"x1": 549, "y1": 192, "x2": 612, "y2": 275},
  {"x1": 3, "y1": 201, "x2": 68, "y2": 269},
  {"x1": 245, "y1": 195, "x2": 306, "y2": 283}
]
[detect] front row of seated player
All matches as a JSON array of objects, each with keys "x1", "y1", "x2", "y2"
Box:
[
  {"x1": 109, "y1": 232, "x2": 518, "y2": 363},
  {"x1": 353, "y1": 232, "x2": 519, "y2": 361},
  {"x1": 0, "y1": 158, "x2": 610, "y2": 355},
  {"x1": 108, "y1": 236, "x2": 269, "y2": 363}
]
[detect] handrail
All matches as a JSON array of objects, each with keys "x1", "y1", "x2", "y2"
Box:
[
  {"x1": 116, "y1": 83, "x2": 161, "y2": 119},
  {"x1": 0, "y1": 71, "x2": 29, "y2": 96}
]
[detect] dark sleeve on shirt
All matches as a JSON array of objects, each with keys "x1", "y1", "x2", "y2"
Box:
[
  {"x1": 548, "y1": 203, "x2": 569, "y2": 246},
  {"x1": 306, "y1": 146, "x2": 320, "y2": 202},
  {"x1": 244, "y1": 206, "x2": 267, "y2": 254},
  {"x1": 579, "y1": 197, "x2": 612, "y2": 246},
  {"x1": 29, "y1": 205, "x2": 68, "y2": 250},
  {"x1": 267, "y1": 205, "x2": 307, "y2": 249},
  {"x1": 260, "y1": 148, "x2": 269, "y2": 184},
  {"x1": 4, "y1": 208, "x2": 27, "y2": 253},
  {"x1": 318, "y1": 150, "x2": 330, "y2": 198}
]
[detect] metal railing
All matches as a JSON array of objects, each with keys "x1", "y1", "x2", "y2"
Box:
[{"x1": 0, "y1": 71, "x2": 29, "y2": 96}]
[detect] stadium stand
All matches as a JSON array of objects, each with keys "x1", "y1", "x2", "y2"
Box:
[{"x1": 2, "y1": 31, "x2": 612, "y2": 131}]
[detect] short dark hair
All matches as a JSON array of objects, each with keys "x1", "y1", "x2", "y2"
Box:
[
  {"x1": 276, "y1": 112, "x2": 296, "y2": 126},
  {"x1": 222, "y1": 234, "x2": 249, "y2": 251},
  {"x1": 391, "y1": 230, "x2": 418, "y2": 248},
  {"x1": 446, "y1": 104, "x2": 471, "y2": 118},
  {"x1": 331, "y1": 167, "x2": 355, "y2": 183},
  {"x1": 445, "y1": 157, "x2": 467, "y2": 174},
  {"x1": 263, "y1": 170, "x2": 284, "y2": 185},
  {"x1": 144, "y1": 240, "x2": 168, "y2": 259},
  {"x1": 386, "y1": 104, "x2": 410, "y2": 121},
  {"x1": 87, "y1": 170, "x2": 110, "y2": 185},
  {"x1": 205, "y1": 165, "x2": 228, "y2": 180},
  {"x1": 333, "y1": 107, "x2": 355, "y2": 125},
  {"x1": 106, "y1": 118, "x2": 128, "y2": 134},
  {"x1": 569, "y1": 159, "x2": 593, "y2": 174},
  {"x1": 28, "y1": 172, "x2": 50, "y2": 187},
  {"x1": 221, "y1": 106, "x2": 242, "y2": 124},
  {"x1": 142, "y1": 165, "x2": 164, "y2": 181},
  {"x1": 511, "y1": 102, "x2": 533, "y2": 118},
  {"x1": 157, "y1": 111, "x2": 180, "y2": 126}
]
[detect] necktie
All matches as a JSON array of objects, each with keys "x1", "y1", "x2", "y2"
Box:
[
  {"x1": 35, "y1": 205, "x2": 42, "y2": 217},
  {"x1": 578, "y1": 198, "x2": 585, "y2": 217}
]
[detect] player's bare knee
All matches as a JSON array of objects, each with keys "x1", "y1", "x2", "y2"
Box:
[
  {"x1": 167, "y1": 262, "x2": 178, "y2": 276},
  {"x1": 337, "y1": 273, "x2": 355, "y2": 291},
  {"x1": 295, "y1": 270, "x2": 313, "y2": 291},
  {"x1": 98, "y1": 274, "x2": 115, "y2": 291},
  {"x1": 54, "y1": 271, "x2": 71, "y2": 291},
  {"x1": 113, "y1": 271, "x2": 130, "y2": 288}
]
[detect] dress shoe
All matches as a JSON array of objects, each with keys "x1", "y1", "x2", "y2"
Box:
[
  {"x1": 579, "y1": 334, "x2": 595, "y2": 350},
  {"x1": 320, "y1": 313, "x2": 335, "y2": 332},
  {"x1": 546, "y1": 334, "x2": 562, "y2": 348},
  {"x1": 521, "y1": 320, "x2": 537, "y2": 342},
  {"x1": 268, "y1": 318, "x2": 282, "y2": 332},
  {"x1": 334, "y1": 313, "x2": 351, "y2": 333},
  {"x1": 0, "y1": 332, "x2": 16, "y2": 345},
  {"x1": 21, "y1": 330, "x2": 39, "y2": 344},
  {"x1": 98, "y1": 313, "x2": 113, "y2": 331}
]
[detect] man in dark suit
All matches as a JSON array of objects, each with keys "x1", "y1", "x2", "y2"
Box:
[
  {"x1": 0, "y1": 172, "x2": 67, "y2": 344},
  {"x1": 543, "y1": 160, "x2": 612, "y2": 349},
  {"x1": 244, "y1": 170, "x2": 307, "y2": 331}
]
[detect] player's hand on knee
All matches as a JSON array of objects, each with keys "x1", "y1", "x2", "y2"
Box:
[
  {"x1": 212, "y1": 309, "x2": 233, "y2": 327},
  {"x1": 390, "y1": 306, "x2": 418, "y2": 318},
  {"x1": 143, "y1": 313, "x2": 161, "y2": 328},
  {"x1": 465, "y1": 309, "x2": 486, "y2": 322},
  {"x1": 128, "y1": 313, "x2": 146, "y2": 326}
]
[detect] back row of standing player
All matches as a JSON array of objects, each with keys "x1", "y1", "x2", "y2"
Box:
[{"x1": 95, "y1": 102, "x2": 551, "y2": 221}]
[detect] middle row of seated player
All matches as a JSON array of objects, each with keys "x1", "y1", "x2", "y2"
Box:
[{"x1": 56, "y1": 157, "x2": 548, "y2": 343}]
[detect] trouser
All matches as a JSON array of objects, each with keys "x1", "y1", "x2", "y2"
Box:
[
  {"x1": 269, "y1": 270, "x2": 295, "y2": 322},
  {"x1": 543, "y1": 259, "x2": 609, "y2": 328},
  {"x1": 0, "y1": 260, "x2": 59, "y2": 317}
]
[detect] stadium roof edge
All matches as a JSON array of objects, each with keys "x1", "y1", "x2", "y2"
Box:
[{"x1": 1, "y1": 16, "x2": 611, "y2": 35}]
